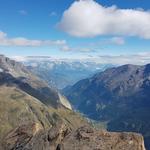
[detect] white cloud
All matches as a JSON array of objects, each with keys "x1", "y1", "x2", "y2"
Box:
[
  {"x1": 0, "y1": 31, "x2": 66, "y2": 47},
  {"x1": 12, "y1": 56, "x2": 28, "y2": 62},
  {"x1": 94, "y1": 53, "x2": 150, "y2": 65},
  {"x1": 58, "y1": 0, "x2": 150, "y2": 39},
  {"x1": 12, "y1": 53, "x2": 150, "y2": 65},
  {"x1": 0, "y1": 31, "x2": 7, "y2": 39},
  {"x1": 0, "y1": 31, "x2": 93, "y2": 52},
  {"x1": 60, "y1": 45, "x2": 92, "y2": 52}
]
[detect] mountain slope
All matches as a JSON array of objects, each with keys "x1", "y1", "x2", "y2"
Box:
[
  {"x1": 0, "y1": 85, "x2": 89, "y2": 149},
  {"x1": 0, "y1": 55, "x2": 89, "y2": 149},
  {"x1": 63, "y1": 64, "x2": 150, "y2": 149},
  {"x1": 0, "y1": 56, "x2": 147, "y2": 150},
  {"x1": 0, "y1": 55, "x2": 71, "y2": 109}
]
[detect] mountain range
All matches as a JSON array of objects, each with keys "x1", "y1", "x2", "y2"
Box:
[
  {"x1": 63, "y1": 63, "x2": 150, "y2": 150},
  {"x1": 0, "y1": 55, "x2": 145, "y2": 150},
  {"x1": 17, "y1": 56, "x2": 114, "y2": 89}
]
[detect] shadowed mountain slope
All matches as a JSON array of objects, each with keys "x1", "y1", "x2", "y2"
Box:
[{"x1": 63, "y1": 64, "x2": 150, "y2": 149}]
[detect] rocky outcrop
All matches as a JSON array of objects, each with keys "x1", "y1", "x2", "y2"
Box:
[
  {"x1": 58, "y1": 94, "x2": 72, "y2": 110},
  {"x1": 0, "y1": 85, "x2": 88, "y2": 149},
  {"x1": 65, "y1": 126, "x2": 146, "y2": 150},
  {"x1": 3, "y1": 122, "x2": 146, "y2": 150}
]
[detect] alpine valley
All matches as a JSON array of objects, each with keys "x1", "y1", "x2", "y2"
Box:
[
  {"x1": 0, "y1": 55, "x2": 146, "y2": 150},
  {"x1": 17, "y1": 56, "x2": 114, "y2": 89},
  {"x1": 1, "y1": 0, "x2": 150, "y2": 149}
]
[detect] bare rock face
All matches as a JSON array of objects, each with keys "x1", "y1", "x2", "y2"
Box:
[
  {"x1": 63, "y1": 126, "x2": 146, "y2": 150},
  {"x1": 2, "y1": 122, "x2": 146, "y2": 150}
]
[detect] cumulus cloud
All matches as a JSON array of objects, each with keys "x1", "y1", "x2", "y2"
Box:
[
  {"x1": 12, "y1": 53, "x2": 150, "y2": 65},
  {"x1": 60, "y1": 44, "x2": 91, "y2": 52},
  {"x1": 0, "y1": 31, "x2": 66, "y2": 47},
  {"x1": 91, "y1": 53, "x2": 150, "y2": 65},
  {"x1": 0, "y1": 31, "x2": 92, "y2": 52},
  {"x1": 58, "y1": 0, "x2": 150, "y2": 39}
]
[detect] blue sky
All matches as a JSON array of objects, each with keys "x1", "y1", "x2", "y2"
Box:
[{"x1": 0, "y1": 0, "x2": 150, "y2": 60}]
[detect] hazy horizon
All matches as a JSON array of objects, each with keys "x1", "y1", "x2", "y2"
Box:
[{"x1": 0, "y1": 0, "x2": 150, "y2": 64}]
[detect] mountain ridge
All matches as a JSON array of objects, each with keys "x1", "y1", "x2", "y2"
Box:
[
  {"x1": 0, "y1": 55, "x2": 90, "y2": 149},
  {"x1": 63, "y1": 63, "x2": 150, "y2": 149},
  {"x1": 0, "y1": 55, "x2": 147, "y2": 150},
  {"x1": 17, "y1": 56, "x2": 114, "y2": 89},
  {"x1": 0, "y1": 55, "x2": 72, "y2": 109},
  {"x1": 2, "y1": 122, "x2": 146, "y2": 150}
]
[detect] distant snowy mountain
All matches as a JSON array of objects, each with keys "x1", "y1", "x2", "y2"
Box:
[{"x1": 14, "y1": 56, "x2": 114, "y2": 89}]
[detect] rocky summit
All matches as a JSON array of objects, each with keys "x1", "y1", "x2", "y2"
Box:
[{"x1": 3, "y1": 122, "x2": 145, "y2": 150}]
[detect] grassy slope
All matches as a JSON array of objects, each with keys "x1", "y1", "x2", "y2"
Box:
[{"x1": 0, "y1": 85, "x2": 88, "y2": 149}]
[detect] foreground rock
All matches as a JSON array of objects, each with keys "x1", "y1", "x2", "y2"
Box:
[{"x1": 3, "y1": 122, "x2": 145, "y2": 150}]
